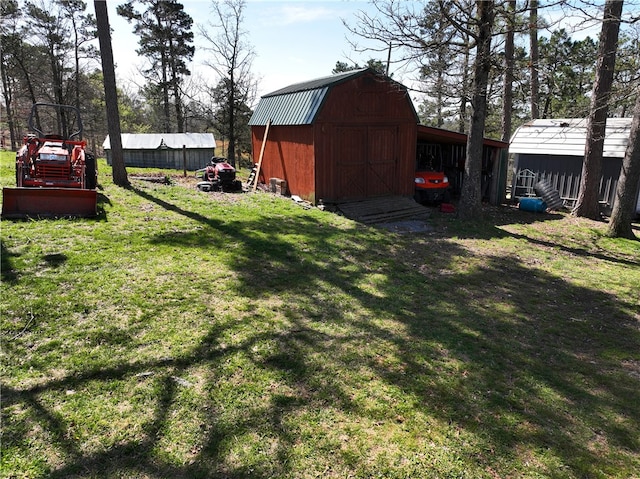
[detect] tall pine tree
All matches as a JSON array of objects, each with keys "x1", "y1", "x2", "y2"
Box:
[{"x1": 117, "y1": 0, "x2": 194, "y2": 133}]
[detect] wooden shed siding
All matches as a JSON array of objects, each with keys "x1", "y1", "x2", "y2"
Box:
[
  {"x1": 311, "y1": 122, "x2": 416, "y2": 202},
  {"x1": 252, "y1": 125, "x2": 315, "y2": 200},
  {"x1": 317, "y1": 124, "x2": 368, "y2": 200},
  {"x1": 316, "y1": 75, "x2": 417, "y2": 124},
  {"x1": 312, "y1": 76, "x2": 417, "y2": 201},
  {"x1": 250, "y1": 70, "x2": 418, "y2": 203}
]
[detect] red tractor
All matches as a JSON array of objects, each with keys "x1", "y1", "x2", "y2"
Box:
[
  {"x1": 196, "y1": 156, "x2": 242, "y2": 192},
  {"x1": 2, "y1": 103, "x2": 97, "y2": 218}
]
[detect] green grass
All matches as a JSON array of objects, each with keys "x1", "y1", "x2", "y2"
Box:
[{"x1": 1, "y1": 150, "x2": 639, "y2": 478}]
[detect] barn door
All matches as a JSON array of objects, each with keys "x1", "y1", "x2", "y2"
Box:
[
  {"x1": 334, "y1": 125, "x2": 398, "y2": 200},
  {"x1": 366, "y1": 126, "x2": 398, "y2": 196},
  {"x1": 335, "y1": 126, "x2": 367, "y2": 199}
]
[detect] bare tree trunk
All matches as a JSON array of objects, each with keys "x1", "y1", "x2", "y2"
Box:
[
  {"x1": 0, "y1": 54, "x2": 16, "y2": 149},
  {"x1": 458, "y1": 0, "x2": 494, "y2": 220},
  {"x1": 161, "y1": 52, "x2": 171, "y2": 132},
  {"x1": 574, "y1": 0, "x2": 623, "y2": 219},
  {"x1": 607, "y1": 91, "x2": 640, "y2": 239},
  {"x1": 167, "y1": 35, "x2": 185, "y2": 133},
  {"x1": 173, "y1": 81, "x2": 184, "y2": 133},
  {"x1": 529, "y1": 0, "x2": 539, "y2": 119},
  {"x1": 69, "y1": 12, "x2": 81, "y2": 113},
  {"x1": 174, "y1": 91, "x2": 184, "y2": 133},
  {"x1": 228, "y1": 72, "x2": 236, "y2": 167},
  {"x1": 458, "y1": 29, "x2": 470, "y2": 134},
  {"x1": 94, "y1": 0, "x2": 128, "y2": 187},
  {"x1": 435, "y1": 68, "x2": 445, "y2": 127},
  {"x1": 501, "y1": 0, "x2": 515, "y2": 142}
]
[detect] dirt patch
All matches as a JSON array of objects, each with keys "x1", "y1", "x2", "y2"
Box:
[
  {"x1": 377, "y1": 220, "x2": 434, "y2": 234},
  {"x1": 622, "y1": 359, "x2": 640, "y2": 380},
  {"x1": 174, "y1": 173, "x2": 255, "y2": 204},
  {"x1": 170, "y1": 174, "x2": 200, "y2": 188}
]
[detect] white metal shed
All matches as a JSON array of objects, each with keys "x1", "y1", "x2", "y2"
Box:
[
  {"x1": 103, "y1": 133, "x2": 216, "y2": 170},
  {"x1": 509, "y1": 118, "x2": 638, "y2": 214}
]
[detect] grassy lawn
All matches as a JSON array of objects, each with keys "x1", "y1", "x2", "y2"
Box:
[{"x1": 1, "y1": 150, "x2": 639, "y2": 478}]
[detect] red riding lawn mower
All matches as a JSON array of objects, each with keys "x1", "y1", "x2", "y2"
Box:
[
  {"x1": 196, "y1": 156, "x2": 242, "y2": 192},
  {"x1": 2, "y1": 103, "x2": 97, "y2": 218}
]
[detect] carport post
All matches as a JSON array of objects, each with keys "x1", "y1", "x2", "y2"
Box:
[{"x1": 183, "y1": 145, "x2": 186, "y2": 177}]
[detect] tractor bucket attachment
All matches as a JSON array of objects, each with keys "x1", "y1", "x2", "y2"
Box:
[{"x1": 2, "y1": 187, "x2": 97, "y2": 218}]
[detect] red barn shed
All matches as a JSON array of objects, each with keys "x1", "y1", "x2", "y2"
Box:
[{"x1": 249, "y1": 69, "x2": 419, "y2": 204}]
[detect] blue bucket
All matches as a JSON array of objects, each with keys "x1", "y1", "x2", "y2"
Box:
[{"x1": 519, "y1": 197, "x2": 547, "y2": 213}]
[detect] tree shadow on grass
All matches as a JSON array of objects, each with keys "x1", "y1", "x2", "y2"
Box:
[
  {"x1": 431, "y1": 205, "x2": 639, "y2": 267},
  {"x1": 95, "y1": 192, "x2": 112, "y2": 221},
  {"x1": 427, "y1": 204, "x2": 567, "y2": 239},
  {"x1": 1, "y1": 240, "x2": 19, "y2": 283},
  {"x1": 379, "y1": 252, "x2": 639, "y2": 473},
  {"x1": 3, "y1": 187, "x2": 638, "y2": 478},
  {"x1": 508, "y1": 230, "x2": 640, "y2": 267},
  {"x1": 232, "y1": 225, "x2": 639, "y2": 475}
]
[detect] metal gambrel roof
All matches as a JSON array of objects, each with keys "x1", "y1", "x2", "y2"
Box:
[
  {"x1": 249, "y1": 87, "x2": 328, "y2": 126},
  {"x1": 509, "y1": 118, "x2": 632, "y2": 158},
  {"x1": 264, "y1": 69, "x2": 369, "y2": 97},
  {"x1": 103, "y1": 133, "x2": 216, "y2": 150},
  {"x1": 249, "y1": 68, "x2": 390, "y2": 126}
]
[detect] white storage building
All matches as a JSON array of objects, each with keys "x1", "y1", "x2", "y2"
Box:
[
  {"x1": 509, "y1": 118, "x2": 638, "y2": 215},
  {"x1": 103, "y1": 133, "x2": 216, "y2": 170}
]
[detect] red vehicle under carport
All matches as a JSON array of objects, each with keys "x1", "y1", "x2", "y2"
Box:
[
  {"x1": 414, "y1": 143, "x2": 450, "y2": 204},
  {"x1": 414, "y1": 125, "x2": 509, "y2": 206}
]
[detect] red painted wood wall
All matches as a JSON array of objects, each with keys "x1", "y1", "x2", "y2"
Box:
[
  {"x1": 251, "y1": 125, "x2": 315, "y2": 199},
  {"x1": 251, "y1": 71, "x2": 418, "y2": 204}
]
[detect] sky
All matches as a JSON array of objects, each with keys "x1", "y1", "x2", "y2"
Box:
[
  {"x1": 107, "y1": 0, "x2": 394, "y2": 103},
  {"x1": 105, "y1": 0, "x2": 618, "y2": 108}
]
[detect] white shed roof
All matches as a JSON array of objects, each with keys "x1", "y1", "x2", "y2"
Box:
[
  {"x1": 509, "y1": 118, "x2": 632, "y2": 158},
  {"x1": 103, "y1": 133, "x2": 215, "y2": 150}
]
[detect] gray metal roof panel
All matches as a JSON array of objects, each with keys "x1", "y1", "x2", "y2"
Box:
[
  {"x1": 248, "y1": 87, "x2": 329, "y2": 126},
  {"x1": 509, "y1": 118, "x2": 632, "y2": 158},
  {"x1": 263, "y1": 69, "x2": 368, "y2": 97},
  {"x1": 103, "y1": 133, "x2": 216, "y2": 150},
  {"x1": 249, "y1": 68, "x2": 417, "y2": 126}
]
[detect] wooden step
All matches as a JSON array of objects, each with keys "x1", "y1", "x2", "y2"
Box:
[{"x1": 336, "y1": 196, "x2": 430, "y2": 224}]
